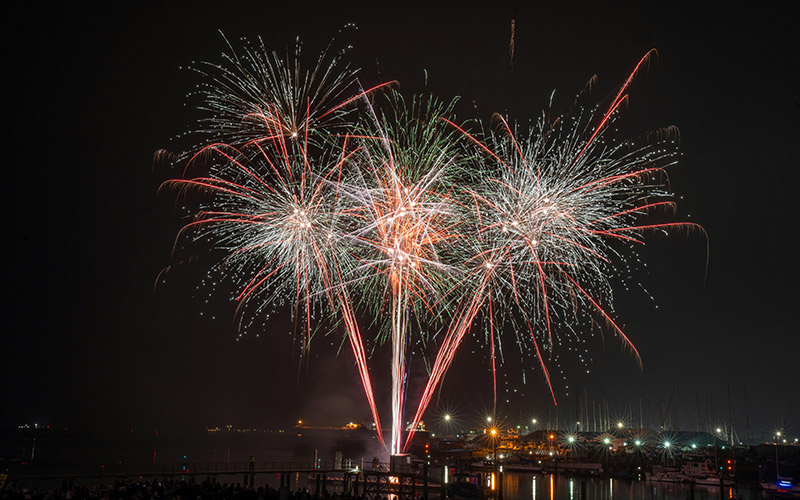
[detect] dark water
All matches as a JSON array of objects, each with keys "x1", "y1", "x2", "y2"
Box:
[
  {"x1": 498, "y1": 473, "x2": 774, "y2": 500},
  {"x1": 1, "y1": 427, "x2": 383, "y2": 465},
  {"x1": 240, "y1": 472, "x2": 764, "y2": 500}
]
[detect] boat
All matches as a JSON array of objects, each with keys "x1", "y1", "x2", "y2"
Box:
[
  {"x1": 646, "y1": 465, "x2": 687, "y2": 483},
  {"x1": 503, "y1": 463, "x2": 543, "y2": 473},
  {"x1": 694, "y1": 475, "x2": 733, "y2": 486},
  {"x1": 759, "y1": 444, "x2": 800, "y2": 496},
  {"x1": 760, "y1": 476, "x2": 800, "y2": 496},
  {"x1": 681, "y1": 459, "x2": 733, "y2": 486},
  {"x1": 681, "y1": 459, "x2": 715, "y2": 479}
]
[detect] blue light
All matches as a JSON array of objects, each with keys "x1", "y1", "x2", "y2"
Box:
[{"x1": 777, "y1": 481, "x2": 793, "y2": 487}]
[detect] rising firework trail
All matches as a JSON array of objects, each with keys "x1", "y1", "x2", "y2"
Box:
[
  {"x1": 160, "y1": 38, "x2": 703, "y2": 458},
  {"x1": 161, "y1": 35, "x2": 394, "y2": 448},
  {"x1": 334, "y1": 92, "x2": 465, "y2": 454},
  {"x1": 402, "y1": 51, "x2": 706, "y2": 451}
]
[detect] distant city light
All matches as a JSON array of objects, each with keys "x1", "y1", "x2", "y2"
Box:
[
  {"x1": 664, "y1": 441, "x2": 671, "y2": 448},
  {"x1": 617, "y1": 422, "x2": 623, "y2": 428},
  {"x1": 444, "y1": 414, "x2": 451, "y2": 421}
]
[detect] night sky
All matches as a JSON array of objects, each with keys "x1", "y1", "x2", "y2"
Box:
[{"x1": 4, "y1": 2, "x2": 798, "y2": 439}]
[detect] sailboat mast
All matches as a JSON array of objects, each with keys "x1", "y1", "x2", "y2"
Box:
[{"x1": 743, "y1": 382, "x2": 750, "y2": 447}]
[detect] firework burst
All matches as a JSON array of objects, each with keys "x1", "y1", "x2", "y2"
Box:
[
  {"x1": 187, "y1": 31, "x2": 394, "y2": 156},
  {"x1": 402, "y1": 52, "x2": 705, "y2": 450},
  {"x1": 160, "y1": 40, "x2": 704, "y2": 457},
  {"x1": 331, "y1": 91, "x2": 467, "y2": 454}
]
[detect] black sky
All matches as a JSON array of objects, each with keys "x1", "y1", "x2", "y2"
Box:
[{"x1": 4, "y1": 2, "x2": 798, "y2": 438}]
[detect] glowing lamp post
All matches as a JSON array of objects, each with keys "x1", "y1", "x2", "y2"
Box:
[
  {"x1": 491, "y1": 428, "x2": 499, "y2": 461},
  {"x1": 490, "y1": 428, "x2": 500, "y2": 496}
]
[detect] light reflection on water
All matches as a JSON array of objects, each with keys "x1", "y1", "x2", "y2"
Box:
[{"x1": 498, "y1": 472, "x2": 773, "y2": 500}]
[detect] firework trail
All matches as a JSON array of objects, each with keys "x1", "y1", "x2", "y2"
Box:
[
  {"x1": 162, "y1": 36, "x2": 396, "y2": 447},
  {"x1": 402, "y1": 52, "x2": 705, "y2": 451},
  {"x1": 331, "y1": 91, "x2": 465, "y2": 454},
  {"x1": 161, "y1": 38, "x2": 703, "y2": 457}
]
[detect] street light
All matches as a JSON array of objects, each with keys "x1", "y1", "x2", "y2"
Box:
[{"x1": 490, "y1": 428, "x2": 499, "y2": 493}]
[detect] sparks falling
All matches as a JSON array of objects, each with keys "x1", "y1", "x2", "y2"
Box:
[{"x1": 160, "y1": 38, "x2": 704, "y2": 456}]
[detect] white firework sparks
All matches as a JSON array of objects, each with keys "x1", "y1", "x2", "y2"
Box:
[{"x1": 161, "y1": 43, "x2": 704, "y2": 455}]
